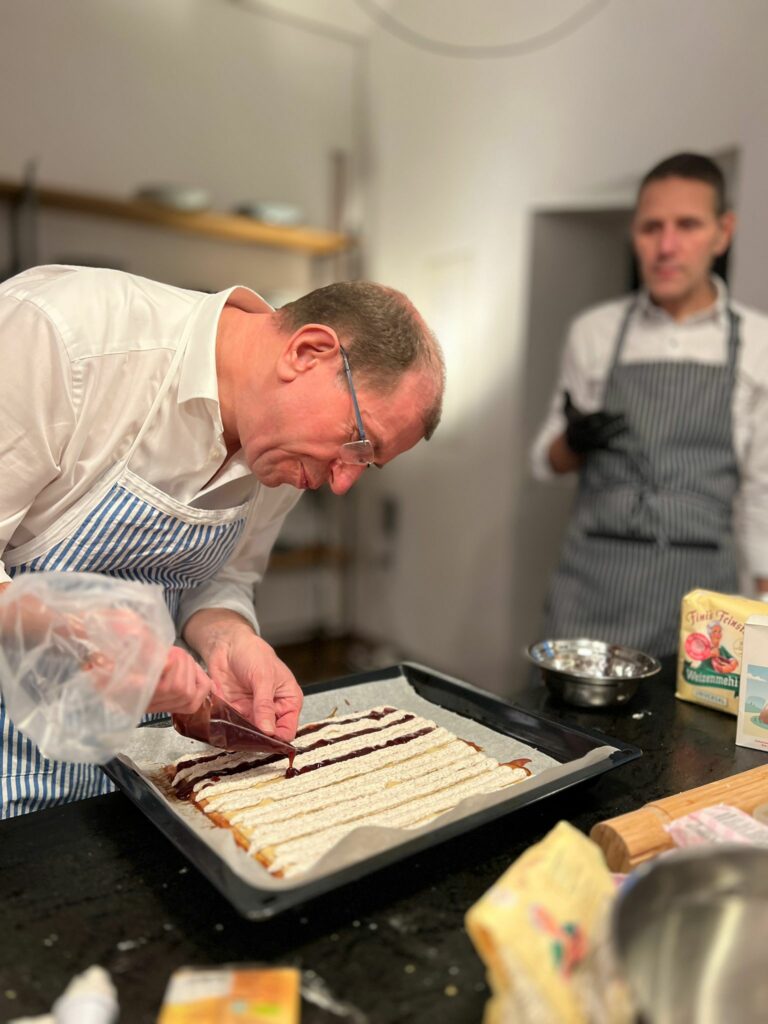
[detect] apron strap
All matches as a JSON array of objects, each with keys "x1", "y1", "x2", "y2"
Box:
[
  {"x1": 606, "y1": 296, "x2": 637, "y2": 379},
  {"x1": 608, "y1": 290, "x2": 741, "y2": 382},
  {"x1": 121, "y1": 326, "x2": 192, "y2": 467},
  {"x1": 725, "y1": 306, "x2": 741, "y2": 382}
]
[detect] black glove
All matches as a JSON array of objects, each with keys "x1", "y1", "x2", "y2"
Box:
[{"x1": 563, "y1": 391, "x2": 628, "y2": 454}]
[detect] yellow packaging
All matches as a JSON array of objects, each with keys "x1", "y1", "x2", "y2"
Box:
[
  {"x1": 156, "y1": 966, "x2": 300, "y2": 1024},
  {"x1": 676, "y1": 588, "x2": 767, "y2": 715},
  {"x1": 465, "y1": 821, "x2": 629, "y2": 1024}
]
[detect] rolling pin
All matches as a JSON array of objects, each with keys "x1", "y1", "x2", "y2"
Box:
[{"x1": 590, "y1": 763, "x2": 768, "y2": 872}]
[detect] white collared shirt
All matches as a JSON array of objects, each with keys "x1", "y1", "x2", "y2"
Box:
[
  {"x1": 0, "y1": 265, "x2": 301, "y2": 630},
  {"x1": 529, "y1": 278, "x2": 768, "y2": 577}
]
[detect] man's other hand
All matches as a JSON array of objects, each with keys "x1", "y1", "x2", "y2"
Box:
[{"x1": 563, "y1": 391, "x2": 628, "y2": 454}]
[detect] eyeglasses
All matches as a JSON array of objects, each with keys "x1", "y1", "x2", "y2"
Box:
[{"x1": 338, "y1": 345, "x2": 375, "y2": 465}]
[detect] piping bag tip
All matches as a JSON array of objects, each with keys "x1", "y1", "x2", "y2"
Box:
[{"x1": 172, "y1": 693, "x2": 296, "y2": 761}]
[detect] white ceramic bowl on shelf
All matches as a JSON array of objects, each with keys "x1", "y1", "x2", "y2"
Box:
[
  {"x1": 232, "y1": 200, "x2": 303, "y2": 226},
  {"x1": 135, "y1": 185, "x2": 211, "y2": 213}
]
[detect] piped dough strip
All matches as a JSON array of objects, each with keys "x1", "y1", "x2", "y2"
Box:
[
  {"x1": 229, "y1": 738, "x2": 482, "y2": 831},
  {"x1": 267, "y1": 762, "x2": 525, "y2": 878}
]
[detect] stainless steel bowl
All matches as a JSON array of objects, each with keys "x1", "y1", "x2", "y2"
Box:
[
  {"x1": 526, "y1": 637, "x2": 661, "y2": 708},
  {"x1": 611, "y1": 846, "x2": 768, "y2": 1024}
]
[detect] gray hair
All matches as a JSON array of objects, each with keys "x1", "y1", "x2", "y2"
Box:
[{"x1": 277, "y1": 281, "x2": 444, "y2": 439}]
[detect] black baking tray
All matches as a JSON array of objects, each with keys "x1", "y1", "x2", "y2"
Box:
[{"x1": 104, "y1": 662, "x2": 641, "y2": 919}]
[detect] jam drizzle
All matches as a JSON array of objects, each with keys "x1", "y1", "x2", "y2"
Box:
[
  {"x1": 173, "y1": 707, "x2": 399, "y2": 775},
  {"x1": 173, "y1": 710, "x2": 413, "y2": 799},
  {"x1": 501, "y1": 757, "x2": 532, "y2": 777},
  {"x1": 284, "y1": 726, "x2": 435, "y2": 778}
]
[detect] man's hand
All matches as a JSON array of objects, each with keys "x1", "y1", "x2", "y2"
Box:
[
  {"x1": 183, "y1": 609, "x2": 303, "y2": 741},
  {"x1": 147, "y1": 647, "x2": 214, "y2": 714},
  {"x1": 207, "y1": 631, "x2": 302, "y2": 740},
  {"x1": 563, "y1": 391, "x2": 628, "y2": 454}
]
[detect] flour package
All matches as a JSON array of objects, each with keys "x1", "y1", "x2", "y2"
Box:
[{"x1": 676, "y1": 589, "x2": 767, "y2": 716}]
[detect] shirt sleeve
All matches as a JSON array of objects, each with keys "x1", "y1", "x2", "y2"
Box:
[
  {"x1": 529, "y1": 314, "x2": 600, "y2": 482},
  {"x1": 0, "y1": 295, "x2": 76, "y2": 582},
  {"x1": 176, "y1": 486, "x2": 302, "y2": 633}
]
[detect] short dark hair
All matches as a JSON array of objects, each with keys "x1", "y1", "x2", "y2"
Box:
[
  {"x1": 277, "y1": 281, "x2": 445, "y2": 438},
  {"x1": 638, "y1": 152, "x2": 728, "y2": 215}
]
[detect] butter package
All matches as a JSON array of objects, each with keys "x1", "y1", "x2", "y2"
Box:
[
  {"x1": 736, "y1": 615, "x2": 768, "y2": 752},
  {"x1": 156, "y1": 966, "x2": 299, "y2": 1024},
  {"x1": 676, "y1": 589, "x2": 766, "y2": 716},
  {"x1": 466, "y1": 821, "x2": 633, "y2": 1024}
]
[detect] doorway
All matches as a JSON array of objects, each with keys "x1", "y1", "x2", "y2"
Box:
[{"x1": 510, "y1": 206, "x2": 633, "y2": 669}]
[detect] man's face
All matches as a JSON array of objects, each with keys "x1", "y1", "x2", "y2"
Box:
[
  {"x1": 631, "y1": 177, "x2": 733, "y2": 307},
  {"x1": 240, "y1": 358, "x2": 436, "y2": 495}
]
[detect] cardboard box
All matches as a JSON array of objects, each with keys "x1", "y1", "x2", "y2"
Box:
[{"x1": 736, "y1": 615, "x2": 768, "y2": 753}]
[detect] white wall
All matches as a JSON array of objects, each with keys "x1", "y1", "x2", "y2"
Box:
[
  {"x1": 0, "y1": 0, "x2": 363, "y2": 292},
  {"x1": 0, "y1": 0, "x2": 366, "y2": 643},
  {"x1": 1, "y1": 0, "x2": 361, "y2": 220},
  {"x1": 355, "y1": 0, "x2": 768, "y2": 696}
]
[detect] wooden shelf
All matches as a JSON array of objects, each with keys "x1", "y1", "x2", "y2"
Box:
[
  {"x1": 0, "y1": 179, "x2": 351, "y2": 256},
  {"x1": 269, "y1": 545, "x2": 348, "y2": 571}
]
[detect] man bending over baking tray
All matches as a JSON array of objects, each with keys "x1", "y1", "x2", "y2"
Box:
[{"x1": 0, "y1": 266, "x2": 445, "y2": 816}]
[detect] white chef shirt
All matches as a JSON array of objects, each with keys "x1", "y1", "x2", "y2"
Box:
[
  {"x1": 0, "y1": 264, "x2": 301, "y2": 631},
  {"x1": 529, "y1": 278, "x2": 768, "y2": 577}
]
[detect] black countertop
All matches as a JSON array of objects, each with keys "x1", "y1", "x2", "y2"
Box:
[{"x1": 1, "y1": 658, "x2": 765, "y2": 1023}]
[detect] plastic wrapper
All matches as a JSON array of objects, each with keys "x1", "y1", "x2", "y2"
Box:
[
  {"x1": 173, "y1": 693, "x2": 296, "y2": 761},
  {"x1": 0, "y1": 571, "x2": 174, "y2": 764},
  {"x1": 664, "y1": 803, "x2": 768, "y2": 849}
]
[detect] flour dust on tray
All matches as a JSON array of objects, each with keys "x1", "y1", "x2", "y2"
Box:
[{"x1": 165, "y1": 706, "x2": 532, "y2": 879}]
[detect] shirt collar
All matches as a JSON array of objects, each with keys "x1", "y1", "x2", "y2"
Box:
[
  {"x1": 637, "y1": 274, "x2": 728, "y2": 326},
  {"x1": 178, "y1": 285, "x2": 274, "y2": 405}
]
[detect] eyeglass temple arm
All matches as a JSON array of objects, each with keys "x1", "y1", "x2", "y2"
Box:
[{"x1": 339, "y1": 346, "x2": 368, "y2": 441}]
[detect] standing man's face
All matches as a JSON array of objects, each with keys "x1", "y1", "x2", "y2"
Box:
[{"x1": 631, "y1": 176, "x2": 734, "y2": 309}]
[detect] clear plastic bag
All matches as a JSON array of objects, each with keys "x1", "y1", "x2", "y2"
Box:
[{"x1": 0, "y1": 571, "x2": 175, "y2": 764}]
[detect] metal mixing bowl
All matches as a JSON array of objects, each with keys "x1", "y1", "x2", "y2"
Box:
[
  {"x1": 611, "y1": 846, "x2": 768, "y2": 1024},
  {"x1": 526, "y1": 637, "x2": 661, "y2": 708}
]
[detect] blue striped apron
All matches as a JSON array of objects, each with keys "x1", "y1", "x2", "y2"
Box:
[
  {"x1": 1, "y1": 336, "x2": 252, "y2": 817},
  {"x1": 544, "y1": 298, "x2": 740, "y2": 657}
]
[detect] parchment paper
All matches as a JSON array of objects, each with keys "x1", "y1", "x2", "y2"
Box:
[{"x1": 115, "y1": 671, "x2": 618, "y2": 890}]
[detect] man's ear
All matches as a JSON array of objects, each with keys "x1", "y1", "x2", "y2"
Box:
[
  {"x1": 714, "y1": 210, "x2": 736, "y2": 256},
  {"x1": 276, "y1": 324, "x2": 340, "y2": 382}
]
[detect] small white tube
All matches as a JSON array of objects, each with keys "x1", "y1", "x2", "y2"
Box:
[{"x1": 51, "y1": 966, "x2": 118, "y2": 1024}]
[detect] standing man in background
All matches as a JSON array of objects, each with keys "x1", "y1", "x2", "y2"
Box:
[{"x1": 530, "y1": 153, "x2": 768, "y2": 656}]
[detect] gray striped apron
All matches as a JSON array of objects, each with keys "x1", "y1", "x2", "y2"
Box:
[
  {"x1": 544, "y1": 298, "x2": 740, "y2": 657},
  {"x1": 1, "y1": 335, "x2": 252, "y2": 817}
]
